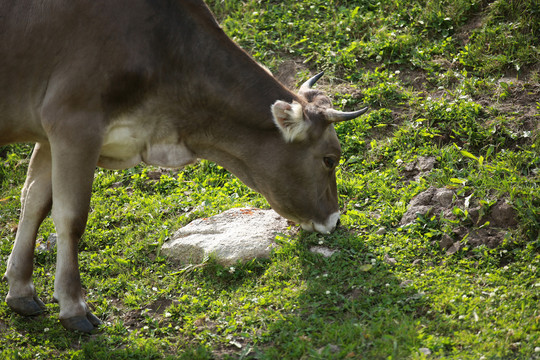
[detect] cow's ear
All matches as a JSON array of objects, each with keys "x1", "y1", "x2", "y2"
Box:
[{"x1": 271, "y1": 100, "x2": 309, "y2": 142}]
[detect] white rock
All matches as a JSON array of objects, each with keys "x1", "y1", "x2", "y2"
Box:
[{"x1": 161, "y1": 208, "x2": 291, "y2": 266}]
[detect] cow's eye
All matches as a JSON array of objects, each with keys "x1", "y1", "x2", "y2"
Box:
[{"x1": 323, "y1": 156, "x2": 337, "y2": 169}]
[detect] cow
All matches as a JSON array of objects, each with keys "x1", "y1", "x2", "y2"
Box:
[{"x1": 0, "y1": 0, "x2": 367, "y2": 332}]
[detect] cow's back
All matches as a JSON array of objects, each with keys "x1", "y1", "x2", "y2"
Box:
[{"x1": 0, "y1": 0, "x2": 177, "y2": 145}]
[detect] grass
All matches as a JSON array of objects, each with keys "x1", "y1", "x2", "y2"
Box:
[{"x1": 1, "y1": 0, "x2": 539, "y2": 359}]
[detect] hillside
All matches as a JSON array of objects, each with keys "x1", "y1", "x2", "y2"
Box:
[{"x1": 1, "y1": 0, "x2": 539, "y2": 359}]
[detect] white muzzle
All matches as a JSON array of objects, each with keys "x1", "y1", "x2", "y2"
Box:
[{"x1": 300, "y1": 212, "x2": 340, "y2": 234}]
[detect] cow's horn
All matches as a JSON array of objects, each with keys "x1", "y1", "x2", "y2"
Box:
[
  {"x1": 300, "y1": 71, "x2": 325, "y2": 91},
  {"x1": 326, "y1": 107, "x2": 369, "y2": 123}
]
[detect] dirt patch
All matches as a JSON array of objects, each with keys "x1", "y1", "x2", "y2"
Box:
[
  {"x1": 475, "y1": 78, "x2": 540, "y2": 149},
  {"x1": 454, "y1": 10, "x2": 486, "y2": 46},
  {"x1": 400, "y1": 156, "x2": 437, "y2": 182},
  {"x1": 0, "y1": 319, "x2": 8, "y2": 333},
  {"x1": 400, "y1": 186, "x2": 454, "y2": 226},
  {"x1": 398, "y1": 67, "x2": 430, "y2": 91},
  {"x1": 441, "y1": 225, "x2": 511, "y2": 254},
  {"x1": 401, "y1": 186, "x2": 519, "y2": 252},
  {"x1": 123, "y1": 310, "x2": 145, "y2": 330},
  {"x1": 499, "y1": 80, "x2": 539, "y2": 113},
  {"x1": 275, "y1": 59, "x2": 308, "y2": 89},
  {"x1": 112, "y1": 298, "x2": 175, "y2": 330},
  {"x1": 147, "y1": 298, "x2": 174, "y2": 315}
]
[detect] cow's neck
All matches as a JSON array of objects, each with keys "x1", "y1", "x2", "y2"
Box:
[
  {"x1": 179, "y1": 54, "x2": 295, "y2": 191},
  {"x1": 188, "y1": 45, "x2": 295, "y2": 125},
  {"x1": 164, "y1": 19, "x2": 298, "y2": 190}
]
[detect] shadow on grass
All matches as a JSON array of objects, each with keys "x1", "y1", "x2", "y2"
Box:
[
  {"x1": 249, "y1": 230, "x2": 429, "y2": 359},
  {"x1": 1, "y1": 228, "x2": 433, "y2": 360}
]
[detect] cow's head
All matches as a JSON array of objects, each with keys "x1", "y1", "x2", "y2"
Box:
[{"x1": 259, "y1": 73, "x2": 368, "y2": 233}]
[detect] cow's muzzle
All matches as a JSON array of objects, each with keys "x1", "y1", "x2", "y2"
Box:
[{"x1": 300, "y1": 212, "x2": 340, "y2": 234}]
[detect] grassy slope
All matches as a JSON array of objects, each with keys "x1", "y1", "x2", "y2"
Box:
[{"x1": 1, "y1": 0, "x2": 539, "y2": 359}]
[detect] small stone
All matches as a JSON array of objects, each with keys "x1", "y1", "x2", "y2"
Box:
[
  {"x1": 416, "y1": 156, "x2": 436, "y2": 171},
  {"x1": 446, "y1": 241, "x2": 461, "y2": 255},
  {"x1": 328, "y1": 344, "x2": 340, "y2": 353},
  {"x1": 399, "y1": 187, "x2": 438, "y2": 225},
  {"x1": 400, "y1": 280, "x2": 413, "y2": 288},
  {"x1": 490, "y1": 201, "x2": 518, "y2": 227},
  {"x1": 404, "y1": 161, "x2": 417, "y2": 172},
  {"x1": 400, "y1": 205, "x2": 433, "y2": 226},
  {"x1": 376, "y1": 227, "x2": 386, "y2": 235},
  {"x1": 317, "y1": 344, "x2": 340, "y2": 355},
  {"x1": 310, "y1": 246, "x2": 338, "y2": 258},
  {"x1": 36, "y1": 233, "x2": 57, "y2": 252},
  {"x1": 433, "y1": 188, "x2": 453, "y2": 207},
  {"x1": 384, "y1": 254, "x2": 397, "y2": 265},
  {"x1": 146, "y1": 171, "x2": 163, "y2": 180},
  {"x1": 419, "y1": 347, "x2": 431, "y2": 356},
  {"x1": 468, "y1": 206, "x2": 481, "y2": 224},
  {"x1": 440, "y1": 234, "x2": 454, "y2": 250},
  {"x1": 410, "y1": 187, "x2": 437, "y2": 207}
]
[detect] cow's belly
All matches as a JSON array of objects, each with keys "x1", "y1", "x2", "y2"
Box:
[{"x1": 98, "y1": 120, "x2": 196, "y2": 170}]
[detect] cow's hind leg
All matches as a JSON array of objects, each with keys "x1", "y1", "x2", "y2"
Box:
[
  {"x1": 4, "y1": 143, "x2": 52, "y2": 316},
  {"x1": 47, "y1": 115, "x2": 103, "y2": 333}
]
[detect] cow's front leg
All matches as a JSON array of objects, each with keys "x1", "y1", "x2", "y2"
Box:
[
  {"x1": 47, "y1": 116, "x2": 103, "y2": 333},
  {"x1": 4, "y1": 143, "x2": 52, "y2": 316}
]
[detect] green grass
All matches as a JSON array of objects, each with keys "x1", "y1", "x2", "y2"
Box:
[{"x1": 1, "y1": 0, "x2": 539, "y2": 359}]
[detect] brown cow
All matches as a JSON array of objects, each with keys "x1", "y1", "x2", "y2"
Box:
[{"x1": 0, "y1": 0, "x2": 367, "y2": 332}]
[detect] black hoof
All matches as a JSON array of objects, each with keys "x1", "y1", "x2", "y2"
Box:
[
  {"x1": 60, "y1": 312, "x2": 102, "y2": 333},
  {"x1": 6, "y1": 295, "x2": 46, "y2": 316}
]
